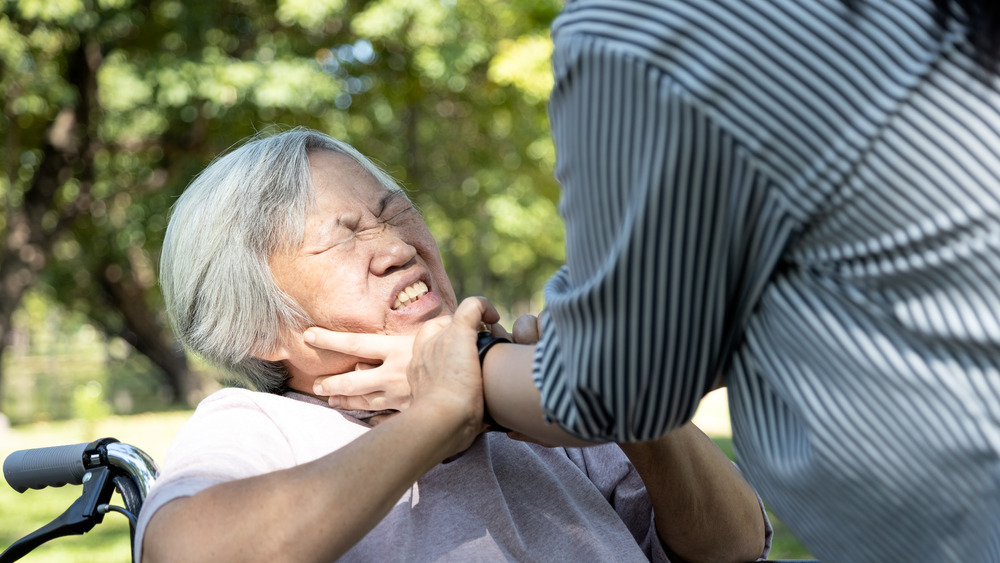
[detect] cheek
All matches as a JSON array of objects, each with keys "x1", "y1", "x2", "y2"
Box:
[
  {"x1": 304, "y1": 287, "x2": 386, "y2": 334},
  {"x1": 413, "y1": 237, "x2": 455, "y2": 300},
  {"x1": 308, "y1": 297, "x2": 363, "y2": 330},
  {"x1": 273, "y1": 261, "x2": 327, "y2": 310},
  {"x1": 298, "y1": 265, "x2": 339, "y2": 297},
  {"x1": 411, "y1": 230, "x2": 443, "y2": 264},
  {"x1": 289, "y1": 267, "x2": 365, "y2": 323}
]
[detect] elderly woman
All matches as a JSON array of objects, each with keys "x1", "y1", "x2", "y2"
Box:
[{"x1": 138, "y1": 127, "x2": 769, "y2": 562}]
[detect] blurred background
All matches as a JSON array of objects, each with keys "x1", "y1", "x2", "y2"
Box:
[{"x1": 0, "y1": 0, "x2": 812, "y2": 560}]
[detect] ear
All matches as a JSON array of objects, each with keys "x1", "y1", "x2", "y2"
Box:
[{"x1": 257, "y1": 344, "x2": 291, "y2": 363}]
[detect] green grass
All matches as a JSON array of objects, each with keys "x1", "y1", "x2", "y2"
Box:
[
  {"x1": 1, "y1": 412, "x2": 814, "y2": 561},
  {"x1": 0, "y1": 412, "x2": 191, "y2": 563},
  {"x1": 0, "y1": 487, "x2": 132, "y2": 563}
]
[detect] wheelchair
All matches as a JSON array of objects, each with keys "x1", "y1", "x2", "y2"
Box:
[{"x1": 1, "y1": 438, "x2": 158, "y2": 563}]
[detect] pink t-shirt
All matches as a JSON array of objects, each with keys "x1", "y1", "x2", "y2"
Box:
[{"x1": 135, "y1": 388, "x2": 767, "y2": 561}]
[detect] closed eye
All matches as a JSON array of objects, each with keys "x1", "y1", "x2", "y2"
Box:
[
  {"x1": 383, "y1": 204, "x2": 417, "y2": 225},
  {"x1": 377, "y1": 192, "x2": 417, "y2": 225},
  {"x1": 304, "y1": 221, "x2": 357, "y2": 255},
  {"x1": 304, "y1": 239, "x2": 350, "y2": 255}
]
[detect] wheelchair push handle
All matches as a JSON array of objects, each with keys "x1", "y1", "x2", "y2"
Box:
[
  {"x1": 2, "y1": 438, "x2": 158, "y2": 563},
  {"x1": 3, "y1": 442, "x2": 92, "y2": 493}
]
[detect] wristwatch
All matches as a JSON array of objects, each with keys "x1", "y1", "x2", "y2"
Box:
[
  {"x1": 477, "y1": 324, "x2": 511, "y2": 432},
  {"x1": 477, "y1": 328, "x2": 510, "y2": 367}
]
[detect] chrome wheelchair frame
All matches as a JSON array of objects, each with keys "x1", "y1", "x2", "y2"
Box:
[{"x1": 1, "y1": 438, "x2": 158, "y2": 563}]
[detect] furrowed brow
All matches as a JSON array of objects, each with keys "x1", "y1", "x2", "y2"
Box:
[{"x1": 375, "y1": 191, "x2": 408, "y2": 217}]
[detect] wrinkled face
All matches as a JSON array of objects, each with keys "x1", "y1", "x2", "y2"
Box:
[{"x1": 267, "y1": 150, "x2": 458, "y2": 394}]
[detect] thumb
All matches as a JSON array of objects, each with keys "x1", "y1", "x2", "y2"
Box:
[{"x1": 453, "y1": 296, "x2": 501, "y2": 329}]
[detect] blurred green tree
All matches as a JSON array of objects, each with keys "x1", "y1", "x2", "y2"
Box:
[{"x1": 0, "y1": 0, "x2": 564, "y2": 412}]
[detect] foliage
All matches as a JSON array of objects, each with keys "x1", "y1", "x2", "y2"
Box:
[
  {"x1": 1, "y1": 0, "x2": 568, "y2": 411},
  {"x1": 1, "y1": 290, "x2": 177, "y2": 424}
]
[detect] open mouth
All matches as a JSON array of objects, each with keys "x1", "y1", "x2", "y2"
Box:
[{"x1": 391, "y1": 281, "x2": 429, "y2": 310}]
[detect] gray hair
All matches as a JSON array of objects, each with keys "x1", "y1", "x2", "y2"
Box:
[{"x1": 160, "y1": 127, "x2": 405, "y2": 393}]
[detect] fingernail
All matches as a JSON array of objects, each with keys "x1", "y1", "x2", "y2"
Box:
[
  {"x1": 313, "y1": 383, "x2": 323, "y2": 395},
  {"x1": 303, "y1": 330, "x2": 315, "y2": 344},
  {"x1": 327, "y1": 396, "x2": 340, "y2": 408}
]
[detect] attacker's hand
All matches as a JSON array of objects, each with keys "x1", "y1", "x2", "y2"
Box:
[{"x1": 407, "y1": 297, "x2": 501, "y2": 456}]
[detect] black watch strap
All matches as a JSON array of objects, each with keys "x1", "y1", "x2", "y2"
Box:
[
  {"x1": 477, "y1": 328, "x2": 511, "y2": 432},
  {"x1": 477, "y1": 334, "x2": 510, "y2": 366}
]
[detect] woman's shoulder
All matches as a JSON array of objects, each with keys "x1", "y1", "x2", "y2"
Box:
[
  {"x1": 197, "y1": 386, "x2": 285, "y2": 406},
  {"x1": 194, "y1": 387, "x2": 331, "y2": 417},
  {"x1": 181, "y1": 387, "x2": 370, "y2": 461},
  {"x1": 169, "y1": 388, "x2": 298, "y2": 454}
]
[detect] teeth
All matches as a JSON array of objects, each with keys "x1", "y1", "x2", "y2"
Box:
[{"x1": 392, "y1": 281, "x2": 429, "y2": 310}]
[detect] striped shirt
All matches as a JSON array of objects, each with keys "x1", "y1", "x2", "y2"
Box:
[{"x1": 532, "y1": 1, "x2": 1000, "y2": 561}]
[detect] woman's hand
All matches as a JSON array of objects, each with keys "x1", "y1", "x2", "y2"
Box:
[
  {"x1": 305, "y1": 329, "x2": 414, "y2": 412},
  {"x1": 408, "y1": 296, "x2": 501, "y2": 456}
]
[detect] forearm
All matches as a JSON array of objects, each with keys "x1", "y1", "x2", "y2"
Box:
[
  {"x1": 143, "y1": 403, "x2": 472, "y2": 563},
  {"x1": 481, "y1": 341, "x2": 594, "y2": 447},
  {"x1": 619, "y1": 423, "x2": 765, "y2": 563}
]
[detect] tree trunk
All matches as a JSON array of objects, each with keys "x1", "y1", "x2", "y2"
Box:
[
  {"x1": 0, "y1": 38, "x2": 101, "y2": 413},
  {"x1": 0, "y1": 303, "x2": 16, "y2": 409},
  {"x1": 100, "y1": 271, "x2": 199, "y2": 405}
]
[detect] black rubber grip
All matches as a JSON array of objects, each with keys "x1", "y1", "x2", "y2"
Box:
[{"x1": 3, "y1": 443, "x2": 90, "y2": 493}]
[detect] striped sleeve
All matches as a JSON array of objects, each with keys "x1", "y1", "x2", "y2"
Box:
[
  {"x1": 532, "y1": 0, "x2": 1000, "y2": 560},
  {"x1": 534, "y1": 33, "x2": 752, "y2": 442}
]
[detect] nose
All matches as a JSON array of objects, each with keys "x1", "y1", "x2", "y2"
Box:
[{"x1": 370, "y1": 229, "x2": 417, "y2": 275}]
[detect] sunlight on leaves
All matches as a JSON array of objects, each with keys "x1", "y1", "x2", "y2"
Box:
[
  {"x1": 0, "y1": 16, "x2": 28, "y2": 64},
  {"x1": 153, "y1": 66, "x2": 194, "y2": 106},
  {"x1": 276, "y1": 0, "x2": 345, "y2": 30},
  {"x1": 98, "y1": 59, "x2": 153, "y2": 112},
  {"x1": 487, "y1": 193, "x2": 562, "y2": 243},
  {"x1": 97, "y1": 0, "x2": 132, "y2": 9},
  {"x1": 351, "y1": 0, "x2": 412, "y2": 38},
  {"x1": 488, "y1": 34, "x2": 554, "y2": 99},
  {"x1": 15, "y1": 0, "x2": 85, "y2": 23},
  {"x1": 252, "y1": 60, "x2": 340, "y2": 108}
]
